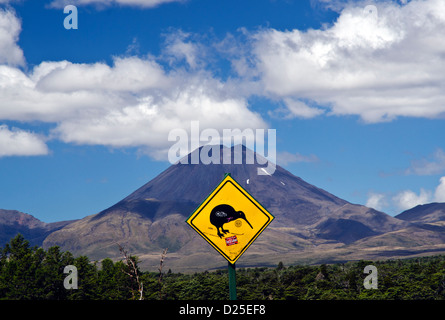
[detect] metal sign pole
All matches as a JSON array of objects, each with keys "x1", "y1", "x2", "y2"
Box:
[{"x1": 228, "y1": 262, "x2": 237, "y2": 300}]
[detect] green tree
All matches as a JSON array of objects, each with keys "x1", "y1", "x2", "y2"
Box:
[
  {"x1": 66, "y1": 256, "x2": 98, "y2": 300},
  {"x1": 0, "y1": 234, "x2": 44, "y2": 299},
  {"x1": 38, "y1": 246, "x2": 74, "y2": 299}
]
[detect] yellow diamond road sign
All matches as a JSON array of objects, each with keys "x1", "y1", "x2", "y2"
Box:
[{"x1": 186, "y1": 174, "x2": 274, "y2": 264}]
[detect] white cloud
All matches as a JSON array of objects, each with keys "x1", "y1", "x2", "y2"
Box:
[
  {"x1": 0, "y1": 58, "x2": 266, "y2": 151},
  {"x1": 393, "y1": 188, "x2": 432, "y2": 211},
  {"x1": 48, "y1": 0, "x2": 183, "y2": 9},
  {"x1": 0, "y1": 9, "x2": 25, "y2": 67},
  {"x1": 0, "y1": 63, "x2": 125, "y2": 122},
  {"x1": 0, "y1": 10, "x2": 267, "y2": 158},
  {"x1": 434, "y1": 176, "x2": 445, "y2": 202},
  {"x1": 53, "y1": 81, "x2": 266, "y2": 149},
  {"x1": 3, "y1": 0, "x2": 445, "y2": 162},
  {"x1": 251, "y1": 0, "x2": 445, "y2": 122},
  {"x1": 366, "y1": 192, "x2": 388, "y2": 211},
  {"x1": 162, "y1": 31, "x2": 204, "y2": 70},
  {"x1": 269, "y1": 98, "x2": 324, "y2": 119},
  {"x1": 34, "y1": 57, "x2": 170, "y2": 93},
  {"x1": 369, "y1": 176, "x2": 445, "y2": 212},
  {"x1": 0, "y1": 125, "x2": 48, "y2": 157}
]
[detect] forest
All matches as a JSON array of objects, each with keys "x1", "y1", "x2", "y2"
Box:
[{"x1": 1, "y1": 234, "x2": 445, "y2": 300}]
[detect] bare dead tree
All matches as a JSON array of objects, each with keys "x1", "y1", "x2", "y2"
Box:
[
  {"x1": 117, "y1": 242, "x2": 144, "y2": 300},
  {"x1": 158, "y1": 248, "x2": 168, "y2": 300}
]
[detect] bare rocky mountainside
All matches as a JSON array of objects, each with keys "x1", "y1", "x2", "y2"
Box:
[
  {"x1": 0, "y1": 209, "x2": 74, "y2": 247},
  {"x1": 395, "y1": 203, "x2": 445, "y2": 223},
  {"x1": 3, "y1": 145, "x2": 445, "y2": 272}
]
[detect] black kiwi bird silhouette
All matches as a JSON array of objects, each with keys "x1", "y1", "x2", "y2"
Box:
[{"x1": 210, "y1": 204, "x2": 253, "y2": 238}]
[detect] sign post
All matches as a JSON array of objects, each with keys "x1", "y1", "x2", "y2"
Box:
[
  {"x1": 186, "y1": 173, "x2": 274, "y2": 300},
  {"x1": 228, "y1": 262, "x2": 237, "y2": 300}
]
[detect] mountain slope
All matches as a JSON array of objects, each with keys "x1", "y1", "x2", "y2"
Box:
[
  {"x1": 43, "y1": 145, "x2": 407, "y2": 271},
  {"x1": 395, "y1": 202, "x2": 445, "y2": 223},
  {"x1": 0, "y1": 209, "x2": 74, "y2": 247}
]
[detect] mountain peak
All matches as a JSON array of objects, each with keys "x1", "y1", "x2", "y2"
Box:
[
  {"x1": 0, "y1": 209, "x2": 74, "y2": 247},
  {"x1": 177, "y1": 144, "x2": 272, "y2": 171},
  {"x1": 395, "y1": 202, "x2": 445, "y2": 223},
  {"x1": 121, "y1": 144, "x2": 344, "y2": 215}
]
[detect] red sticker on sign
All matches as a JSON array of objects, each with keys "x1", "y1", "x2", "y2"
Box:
[{"x1": 225, "y1": 235, "x2": 238, "y2": 246}]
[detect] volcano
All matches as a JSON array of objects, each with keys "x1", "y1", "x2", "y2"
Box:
[{"x1": 43, "y1": 145, "x2": 409, "y2": 271}]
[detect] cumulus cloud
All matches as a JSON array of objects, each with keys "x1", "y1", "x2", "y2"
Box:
[
  {"x1": 434, "y1": 177, "x2": 445, "y2": 202},
  {"x1": 34, "y1": 57, "x2": 170, "y2": 93},
  {"x1": 0, "y1": 9, "x2": 25, "y2": 66},
  {"x1": 251, "y1": 0, "x2": 445, "y2": 122},
  {"x1": 368, "y1": 176, "x2": 445, "y2": 212},
  {"x1": 0, "y1": 125, "x2": 48, "y2": 157},
  {"x1": 0, "y1": 9, "x2": 267, "y2": 158},
  {"x1": 366, "y1": 192, "x2": 388, "y2": 211},
  {"x1": 3, "y1": 1, "x2": 445, "y2": 160},
  {"x1": 53, "y1": 81, "x2": 266, "y2": 148},
  {"x1": 0, "y1": 57, "x2": 266, "y2": 152},
  {"x1": 392, "y1": 188, "x2": 432, "y2": 211},
  {"x1": 269, "y1": 98, "x2": 324, "y2": 119},
  {"x1": 0, "y1": 63, "x2": 125, "y2": 122},
  {"x1": 162, "y1": 31, "x2": 205, "y2": 70}
]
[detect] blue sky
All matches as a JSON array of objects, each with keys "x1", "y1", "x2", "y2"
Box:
[{"x1": 0, "y1": 0, "x2": 445, "y2": 222}]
